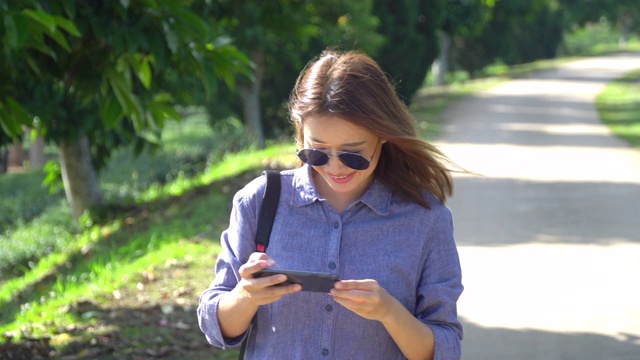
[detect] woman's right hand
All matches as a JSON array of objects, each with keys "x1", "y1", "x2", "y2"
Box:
[{"x1": 233, "y1": 252, "x2": 301, "y2": 306}]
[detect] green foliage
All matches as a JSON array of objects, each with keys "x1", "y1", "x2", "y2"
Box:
[
  {"x1": 1, "y1": 1, "x2": 252, "y2": 221},
  {"x1": 441, "y1": 0, "x2": 493, "y2": 38},
  {"x1": 0, "y1": 170, "x2": 65, "y2": 234},
  {"x1": 560, "y1": 0, "x2": 640, "y2": 28},
  {"x1": 202, "y1": 0, "x2": 383, "y2": 136},
  {"x1": 99, "y1": 110, "x2": 254, "y2": 202},
  {"x1": 0, "y1": 199, "x2": 74, "y2": 279},
  {"x1": 0, "y1": 4, "x2": 81, "y2": 139},
  {"x1": 561, "y1": 20, "x2": 640, "y2": 56},
  {"x1": 1, "y1": 1, "x2": 251, "y2": 161},
  {"x1": 450, "y1": 0, "x2": 565, "y2": 75},
  {"x1": 0, "y1": 110, "x2": 253, "y2": 282},
  {"x1": 372, "y1": 0, "x2": 446, "y2": 103}
]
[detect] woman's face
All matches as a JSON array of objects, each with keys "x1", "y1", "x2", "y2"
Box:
[{"x1": 302, "y1": 115, "x2": 382, "y2": 207}]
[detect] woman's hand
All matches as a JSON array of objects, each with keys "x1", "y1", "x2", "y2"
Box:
[
  {"x1": 232, "y1": 252, "x2": 301, "y2": 306},
  {"x1": 330, "y1": 280, "x2": 436, "y2": 359},
  {"x1": 329, "y1": 279, "x2": 396, "y2": 322}
]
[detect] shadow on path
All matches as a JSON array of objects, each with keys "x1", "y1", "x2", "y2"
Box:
[
  {"x1": 462, "y1": 319, "x2": 640, "y2": 360},
  {"x1": 441, "y1": 94, "x2": 636, "y2": 148},
  {"x1": 449, "y1": 177, "x2": 640, "y2": 246}
]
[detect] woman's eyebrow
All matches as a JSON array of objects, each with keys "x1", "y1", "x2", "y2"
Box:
[{"x1": 309, "y1": 137, "x2": 366, "y2": 147}]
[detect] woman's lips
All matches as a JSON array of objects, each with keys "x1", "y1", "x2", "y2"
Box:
[{"x1": 328, "y1": 172, "x2": 355, "y2": 184}]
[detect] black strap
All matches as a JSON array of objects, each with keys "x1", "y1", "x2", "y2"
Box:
[
  {"x1": 254, "y1": 170, "x2": 281, "y2": 253},
  {"x1": 237, "y1": 325, "x2": 251, "y2": 360},
  {"x1": 238, "y1": 170, "x2": 281, "y2": 359}
]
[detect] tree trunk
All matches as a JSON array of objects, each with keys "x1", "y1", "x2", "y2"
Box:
[
  {"x1": 239, "y1": 47, "x2": 266, "y2": 149},
  {"x1": 29, "y1": 130, "x2": 46, "y2": 168},
  {"x1": 59, "y1": 135, "x2": 104, "y2": 221},
  {"x1": 1, "y1": 148, "x2": 7, "y2": 173},
  {"x1": 620, "y1": 14, "x2": 631, "y2": 47},
  {"x1": 434, "y1": 30, "x2": 451, "y2": 86},
  {"x1": 8, "y1": 141, "x2": 24, "y2": 169}
]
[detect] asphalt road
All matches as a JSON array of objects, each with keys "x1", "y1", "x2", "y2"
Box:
[{"x1": 435, "y1": 53, "x2": 640, "y2": 360}]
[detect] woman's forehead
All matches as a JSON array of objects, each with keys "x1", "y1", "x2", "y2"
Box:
[{"x1": 302, "y1": 115, "x2": 374, "y2": 142}]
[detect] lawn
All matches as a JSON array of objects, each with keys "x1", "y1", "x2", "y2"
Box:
[
  {"x1": 0, "y1": 113, "x2": 296, "y2": 359},
  {"x1": 596, "y1": 69, "x2": 640, "y2": 148}
]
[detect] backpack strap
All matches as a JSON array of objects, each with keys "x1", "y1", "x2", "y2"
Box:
[
  {"x1": 254, "y1": 170, "x2": 281, "y2": 252},
  {"x1": 238, "y1": 170, "x2": 281, "y2": 359}
]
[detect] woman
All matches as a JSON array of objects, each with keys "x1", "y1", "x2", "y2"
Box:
[{"x1": 198, "y1": 50, "x2": 463, "y2": 360}]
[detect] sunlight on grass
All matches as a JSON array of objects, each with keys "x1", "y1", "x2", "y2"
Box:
[
  {"x1": 138, "y1": 143, "x2": 296, "y2": 202},
  {"x1": 596, "y1": 69, "x2": 640, "y2": 149},
  {"x1": 0, "y1": 188, "x2": 227, "y2": 346}
]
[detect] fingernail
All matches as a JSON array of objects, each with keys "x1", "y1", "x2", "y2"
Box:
[{"x1": 266, "y1": 259, "x2": 275, "y2": 266}]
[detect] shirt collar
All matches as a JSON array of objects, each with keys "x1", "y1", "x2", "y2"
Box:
[{"x1": 293, "y1": 164, "x2": 391, "y2": 216}]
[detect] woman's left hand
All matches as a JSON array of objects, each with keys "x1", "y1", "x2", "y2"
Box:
[{"x1": 329, "y1": 279, "x2": 396, "y2": 322}]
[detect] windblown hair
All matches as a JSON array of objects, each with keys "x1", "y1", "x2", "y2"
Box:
[{"x1": 289, "y1": 50, "x2": 454, "y2": 208}]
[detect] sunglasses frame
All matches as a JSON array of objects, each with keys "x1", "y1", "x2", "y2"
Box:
[{"x1": 297, "y1": 140, "x2": 380, "y2": 170}]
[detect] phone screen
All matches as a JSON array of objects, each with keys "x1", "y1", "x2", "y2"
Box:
[{"x1": 254, "y1": 269, "x2": 340, "y2": 293}]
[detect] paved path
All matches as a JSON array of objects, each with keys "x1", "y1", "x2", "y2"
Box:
[{"x1": 435, "y1": 53, "x2": 640, "y2": 360}]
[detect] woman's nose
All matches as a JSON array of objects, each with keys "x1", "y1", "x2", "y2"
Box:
[{"x1": 325, "y1": 153, "x2": 346, "y2": 169}]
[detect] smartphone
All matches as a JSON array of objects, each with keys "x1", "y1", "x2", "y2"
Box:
[{"x1": 254, "y1": 268, "x2": 340, "y2": 293}]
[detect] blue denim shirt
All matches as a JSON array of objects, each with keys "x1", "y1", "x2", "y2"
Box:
[{"x1": 198, "y1": 165, "x2": 463, "y2": 359}]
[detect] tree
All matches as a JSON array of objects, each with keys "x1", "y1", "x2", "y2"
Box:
[
  {"x1": 0, "y1": 1, "x2": 250, "y2": 221},
  {"x1": 371, "y1": 0, "x2": 447, "y2": 103},
  {"x1": 559, "y1": 0, "x2": 640, "y2": 46},
  {"x1": 434, "y1": 0, "x2": 494, "y2": 85},
  {"x1": 450, "y1": 0, "x2": 565, "y2": 75},
  {"x1": 204, "y1": 0, "x2": 383, "y2": 147}
]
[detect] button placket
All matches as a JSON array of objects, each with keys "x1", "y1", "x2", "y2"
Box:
[
  {"x1": 319, "y1": 214, "x2": 340, "y2": 358},
  {"x1": 328, "y1": 218, "x2": 340, "y2": 271}
]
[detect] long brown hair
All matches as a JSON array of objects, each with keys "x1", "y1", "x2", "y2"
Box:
[{"x1": 289, "y1": 50, "x2": 453, "y2": 208}]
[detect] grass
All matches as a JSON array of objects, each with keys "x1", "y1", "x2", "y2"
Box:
[
  {"x1": 596, "y1": 69, "x2": 640, "y2": 149},
  {"x1": 0, "y1": 111, "x2": 296, "y2": 358}
]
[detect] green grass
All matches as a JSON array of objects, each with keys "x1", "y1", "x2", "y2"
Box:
[
  {"x1": 0, "y1": 111, "x2": 296, "y2": 357},
  {"x1": 596, "y1": 69, "x2": 640, "y2": 149},
  {"x1": 0, "y1": 169, "x2": 65, "y2": 233}
]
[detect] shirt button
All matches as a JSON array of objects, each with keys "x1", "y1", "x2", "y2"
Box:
[
  {"x1": 325, "y1": 304, "x2": 333, "y2": 312},
  {"x1": 321, "y1": 348, "x2": 329, "y2": 356},
  {"x1": 333, "y1": 221, "x2": 339, "y2": 229},
  {"x1": 328, "y1": 262, "x2": 336, "y2": 270}
]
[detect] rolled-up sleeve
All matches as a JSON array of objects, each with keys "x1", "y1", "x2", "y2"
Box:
[
  {"x1": 416, "y1": 206, "x2": 464, "y2": 360},
  {"x1": 196, "y1": 179, "x2": 263, "y2": 348}
]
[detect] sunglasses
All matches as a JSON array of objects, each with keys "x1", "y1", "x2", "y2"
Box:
[{"x1": 297, "y1": 141, "x2": 380, "y2": 170}]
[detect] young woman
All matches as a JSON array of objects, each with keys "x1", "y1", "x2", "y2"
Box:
[{"x1": 198, "y1": 50, "x2": 463, "y2": 360}]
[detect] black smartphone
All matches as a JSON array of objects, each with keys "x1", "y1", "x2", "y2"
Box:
[{"x1": 254, "y1": 268, "x2": 340, "y2": 293}]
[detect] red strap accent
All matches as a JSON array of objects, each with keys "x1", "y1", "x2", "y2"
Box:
[{"x1": 256, "y1": 244, "x2": 266, "y2": 252}]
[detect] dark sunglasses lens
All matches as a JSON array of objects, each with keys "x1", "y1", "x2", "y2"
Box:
[
  {"x1": 297, "y1": 149, "x2": 329, "y2": 166},
  {"x1": 339, "y1": 153, "x2": 370, "y2": 170}
]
